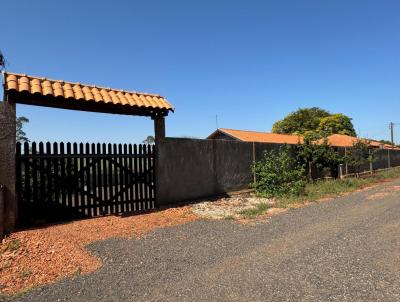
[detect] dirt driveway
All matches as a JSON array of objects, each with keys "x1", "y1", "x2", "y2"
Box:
[{"x1": 12, "y1": 179, "x2": 400, "y2": 301}]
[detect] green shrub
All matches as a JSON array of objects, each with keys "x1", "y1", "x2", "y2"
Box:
[{"x1": 252, "y1": 146, "x2": 306, "y2": 197}]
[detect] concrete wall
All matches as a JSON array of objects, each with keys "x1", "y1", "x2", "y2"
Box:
[
  {"x1": 0, "y1": 101, "x2": 16, "y2": 234},
  {"x1": 156, "y1": 138, "x2": 280, "y2": 205},
  {"x1": 338, "y1": 147, "x2": 400, "y2": 174},
  {"x1": 156, "y1": 138, "x2": 400, "y2": 206}
]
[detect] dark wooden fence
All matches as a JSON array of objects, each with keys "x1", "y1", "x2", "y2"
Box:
[{"x1": 16, "y1": 142, "x2": 155, "y2": 226}]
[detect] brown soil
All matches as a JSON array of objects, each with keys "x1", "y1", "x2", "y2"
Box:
[{"x1": 0, "y1": 207, "x2": 196, "y2": 295}]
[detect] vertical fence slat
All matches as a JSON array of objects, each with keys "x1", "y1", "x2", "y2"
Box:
[
  {"x1": 60, "y1": 142, "x2": 66, "y2": 209},
  {"x1": 38, "y1": 142, "x2": 45, "y2": 206},
  {"x1": 151, "y1": 144, "x2": 155, "y2": 209},
  {"x1": 46, "y1": 142, "x2": 52, "y2": 205},
  {"x1": 117, "y1": 144, "x2": 123, "y2": 213},
  {"x1": 16, "y1": 142, "x2": 22, "y2": 218},
  {"x1": 102, "y1": 143, "x2": 108, "y2": 215},
  {"x1": 53, "y1": 143, "x2": 60, "y2": 209},
  {"x1": 23, "y1": 142, "x2": 30, "y2": 207},
  {"x1": 143, "y1": 145, "x2": 149, "y2": 210},
  {"x1": 91, "y1": 143, "x2": 97, "y2": 216},
  {"x1": 66, "y1": 142, "x2": 72, "y2": 209},
  {"x1": 133, "y1": 144, "x2": 139, "y2": 210},
  {"x1": 96, "y1": 143, "x2": 102, "y2": 215},
  {"x1": 73, "y1": 143, "x2": 79, "y2": 211},
  {"x1": 138, "y1": 144, "x2": 144, "y2": 210},
  {"x1": 85, "y1": 143, "x2": 91, "y2": 216},
  {"x1": 113, "y1": 144, "x2": 119, "y2": 213},
  {"x1": 31, "y1": 142, "x2": 38, "y2": 207},
  {"x1": 80, "y1": 143, "x2": 87, "y2": 215},
  {"x1": 123, "y1": 144, "x2": 129, "y2": 212},
  {"x1": 108, "y1": 143, "x2": 114, "y2": 214},
  {"x1": 128, "y1": 144, "x2": 134, "y2": 211}
]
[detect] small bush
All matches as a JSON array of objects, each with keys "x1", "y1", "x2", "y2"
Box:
[{"x1": 252, "y1": 146, "x2": 306, "y2": 197}]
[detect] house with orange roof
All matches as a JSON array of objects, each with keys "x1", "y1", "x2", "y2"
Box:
[
  {"x1": 208, "y1": 129, "x2": 399, "y2": 150},
  {"x1": 207, "y1": 128, "x2": 303, "y2": 145},
  {"x1": 318, "y1": 134, "x2": 400, "y2": 150}
]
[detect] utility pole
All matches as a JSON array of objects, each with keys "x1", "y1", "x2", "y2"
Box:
[
  {"x1": 215, "y1": 115, "x2": 219, "y2": 129},
  {"x1": 389, "y1": 122, "x2": 395, "y2": 145}
]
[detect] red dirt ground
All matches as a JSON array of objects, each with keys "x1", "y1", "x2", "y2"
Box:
[{"x1": 0, "y1": 207, "x2": 197, "y2": 295}]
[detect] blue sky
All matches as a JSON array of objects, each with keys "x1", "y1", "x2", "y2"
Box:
[{"x1": 2, "y1": 0, "x2": 400, "y2": 143}]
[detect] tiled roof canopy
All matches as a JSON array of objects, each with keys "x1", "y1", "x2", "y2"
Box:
[
  {"x1": 208, "y1": 128, "x2": 303, "y2": 144},
  {"x1": 3, "y1": 72, "x2": 173, "y2": 117}
]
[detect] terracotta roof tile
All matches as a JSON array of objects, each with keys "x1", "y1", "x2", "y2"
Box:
[
  {"x1": 208, "y1": 128, "x2": 303, "y2": 144},
  {"x1": 3, "y1": 72, "x2": 173, "y2": 112},
  {"x1": 320, "y1": 134, "x2": 396, "y2": 149}
]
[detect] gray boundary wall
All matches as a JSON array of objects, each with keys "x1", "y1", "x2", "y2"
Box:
[
  {"x1": 156, "y1": 137, "x2": 280, "y2": 206},
  {"x1": 338, "y1": 147, "x2": 400, "y2": 174},
  {"x1": 156, "y1": 138, "x2": 400, "y2": 206}
]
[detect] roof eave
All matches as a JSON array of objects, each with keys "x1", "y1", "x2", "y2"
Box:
[{"x1": 6, "y1": 90, "x2": 171, "y2": 117}]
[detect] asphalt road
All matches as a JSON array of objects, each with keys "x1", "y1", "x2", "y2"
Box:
[{"x1": 16, "y1": 179, "x2": 400, "y2": 302}]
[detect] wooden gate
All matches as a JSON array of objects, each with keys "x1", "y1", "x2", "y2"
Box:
[{"x1": 16, "y1": 141, "x2": 156, "y2": 226}]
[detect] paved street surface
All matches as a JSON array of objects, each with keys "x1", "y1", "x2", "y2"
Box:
[{"x1": 16, "y1": 179, "x2": 400, "y2": 301}]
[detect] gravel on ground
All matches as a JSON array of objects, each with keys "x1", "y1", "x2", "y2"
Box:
[
  {"x1": 0, "y1": 207, "x2": 196, "y2": 295},
  {"x1": 12, "y1": 179, "x2": 400, "y2": 302}
]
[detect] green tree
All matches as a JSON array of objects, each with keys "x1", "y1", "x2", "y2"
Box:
[
  {"x1": 317, "y1": 114, "x2": 356, "y2": 137},
  {"x1": 272, "y1": 107, "x2": 356, "y2": 138},
  {"x1": 345, "y1": 140, "x2": 373, "y2": 176},
  {"x1": 16, "y1": 116, "x2": 30, "y2": 143},
  {"x1": 0, "y1": 50, "x2": 5, "y2": 70},
  {"x1": 142, "y1": 135, "x2": 155, "y2": 145},
  {"x1": 295, "y1": 132, "x2": 343, "y2": 180},
  {"x1": 252, "y1": 146, "x2": 306, "y2": 197},
  {"x1": 272, "y1": 107, "x2": 330, "y2": 135}
]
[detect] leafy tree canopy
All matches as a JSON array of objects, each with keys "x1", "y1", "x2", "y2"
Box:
[
  {"x1": 142, "y1": 135, "x2": 155, "y2": 145},
  {"x1": 272, "y1": 107, "x2": 356, "y2": 137},
  {"x1": 272, "y1": 107, "x2": 330, "y2": 135},
  {"x1": 345, "y1": 140, "x2": 374, "y2": 174},
  {"x1": 0, "y1": 50, "x2": 5, "y2": 70},
  {"x1": 294, "y1": 132, "x2": 343, "y2": 179},
  {"x1": 317, "y1": 114, "x2": 356, "y2": 137}
]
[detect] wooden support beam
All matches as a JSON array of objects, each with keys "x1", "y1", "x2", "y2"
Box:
[{"x1": 153, "y1": 116, "x2": 166, "y2": 141}]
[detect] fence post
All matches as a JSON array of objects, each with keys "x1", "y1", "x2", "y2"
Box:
[
  {"x1": 0, "y1": 184, "x2": 4, "y2": 238},
  {"x1": 369, "y1": 149, "x2": 373, "y2": 174},
  {"x1": 0, "y1": 99, "x2": 17, "y2": 233},
  {"x1": 345, "y1": 147, "x2": 348, "y2": 175},
  {"x1": 388, "y1": 149, "x2": 391, "y2": 168},
  {"x1": 252, "y1": 142, "x2": 256, "y2": 184},
  {"x1": 339, "y1": 164, "x2": 344, "y2": 180}
]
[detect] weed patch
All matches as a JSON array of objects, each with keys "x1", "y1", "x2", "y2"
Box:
[
  {"x1": 238, "y1": 203, "x2": 272, "y2": 218},
  {"x1": 2, "y1": 239, "x2": 21, "y2": 253},
  {"x1": 276, "y1": 168, "x2": 400, "y2": 207}
]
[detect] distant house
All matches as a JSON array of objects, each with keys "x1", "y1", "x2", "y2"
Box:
[
  {"x1": 316, "y1": 134, "x2": 400, "y2": 150},
  {"x1": 207, "y1": 128, "x2": 303, "y2": 145},
  {"x1": 208, "y1": 129, "x2": 398, "y2": 150}
]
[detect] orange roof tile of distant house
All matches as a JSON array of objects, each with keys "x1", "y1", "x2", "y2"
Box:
[
  {"x1": 319, "y1": 134, "x2": 360, "y2": 147},
  {"x1": 319, "y1": 134, "x2": 397, "y2": 149},
  {"x1": 208, "y1": 128, "x2": 303, "y2": 144}
]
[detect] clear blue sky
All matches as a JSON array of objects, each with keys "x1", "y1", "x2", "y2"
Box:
[{"x1": 3, "y1": 0, "x2": 400, "y2": 144}]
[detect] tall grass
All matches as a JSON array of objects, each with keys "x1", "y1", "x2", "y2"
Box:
[{"x1": 277, "y1": 167, "x2": 400, "y2": 208}]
